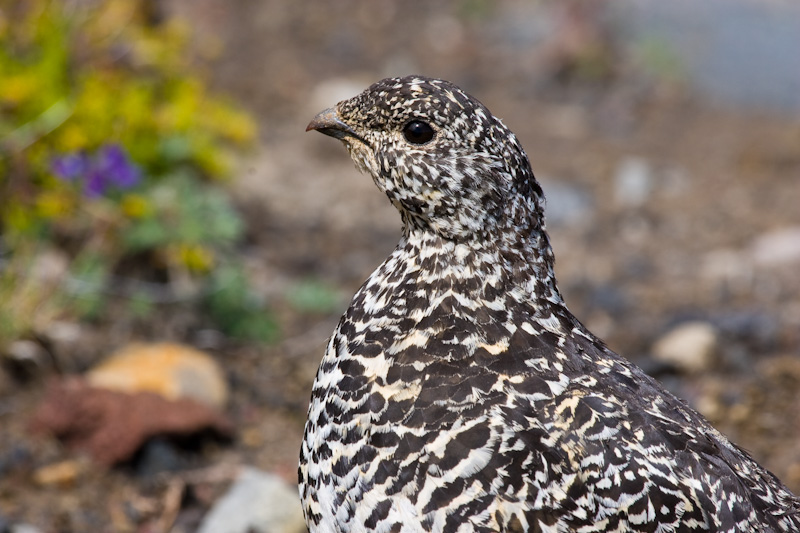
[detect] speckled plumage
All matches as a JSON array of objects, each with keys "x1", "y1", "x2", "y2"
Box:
[{"x1": 299, "y1": 75, "x2": 800, "y2": 533}]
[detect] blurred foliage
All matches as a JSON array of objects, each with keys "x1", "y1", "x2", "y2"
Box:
[
  {"x1": 205, "y1": 264, "x2": 279, "y2": 344},
  {"x1": 0, "y1": 244, "x2": 67, "y2": 351},
  {"x1": 286, "y1": 279, "x2": 343, "y2": 315},
  {"x1": 0, "y1": 0, "x2": 273, "y2": 346}
]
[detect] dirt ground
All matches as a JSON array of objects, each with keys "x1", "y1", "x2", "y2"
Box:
[{"x1": 1, "y1": 2, "x2": 799, "y2": 531}]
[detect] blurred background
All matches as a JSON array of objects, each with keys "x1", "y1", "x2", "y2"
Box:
[{"x1": 1, "y1": 1, "x2": 799, "y2": 531}]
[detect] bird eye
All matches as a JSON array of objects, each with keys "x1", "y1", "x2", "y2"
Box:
[{"x1": 402, "y1": 120, "x2": 435, "y2": 144}]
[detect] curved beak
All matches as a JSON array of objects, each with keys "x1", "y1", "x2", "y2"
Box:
[{"x1": 306, "y1": 107, "x2": 359, "y2": 140}]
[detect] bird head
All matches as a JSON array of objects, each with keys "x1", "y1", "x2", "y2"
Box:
[{"x1": 307, "y1": 76, "x2": 545, "y2": 242}]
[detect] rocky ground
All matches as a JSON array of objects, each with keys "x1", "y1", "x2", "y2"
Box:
[{"x1": 1, "y1": 2, "x2": 799, "y2": 532}]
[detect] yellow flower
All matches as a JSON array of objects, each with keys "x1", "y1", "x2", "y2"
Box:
[
  {"x1": 213, "y1": 107, "x2": 257, "y2": 144},
  {"x1": 225, "y1": 111, "x2": 257, "y2": 144},
  {"x1": 76, "y1": 74, "x2": 116, "y2": 130},
  {"x1": 117, "y1": 83, "x2": 153, "y2": 128},
  {"x1": 120, "y1": 194, "x2": 151, "y2": 218},
  {"x1": 57, "y1": 123, "x2": 89, "y2": 151},
  {"x1": 1, "y1": 74, "x2": 39, "y2": 106},
  {"x1": 191, "y1": 138, "x2": 233, "y2": 178},
  {"x1": 176, "y1": 244, "x2": 215, "y2": 273},
  {"x1": 36, "y1": 191, "x2": 74, "y2": 219},
  {"x1": 167, "y1": 79, "x2": 203, "y2": 131}
]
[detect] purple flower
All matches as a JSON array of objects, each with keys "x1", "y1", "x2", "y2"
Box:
[
  {"x1": 50, "y1": 144, "x2": 141, "y2": 197},
  {"x1": 51, "y1": 153, "x2": 89, "y2": 181},
  {"x1": 96, "y1": 144, "x2": 141, "y2": 189},
  {"x1": 84, "y1": 169, "x2": 107, "y2": 198}
]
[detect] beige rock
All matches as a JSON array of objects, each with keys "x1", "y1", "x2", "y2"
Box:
[
  {"x1": 652, "y1": 322, "x2": 719, "y2": 374},
  {"x1": 87, "y1": 343, "x2": 228, "y2": 408}
]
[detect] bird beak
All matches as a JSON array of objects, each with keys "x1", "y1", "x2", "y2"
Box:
[{"x1": 306, "y1": 107, "x2": 359, "y2": 140}]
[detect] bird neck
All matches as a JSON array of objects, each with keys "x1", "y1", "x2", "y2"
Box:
[
  {"x1": 399, "y1": 215, "x2": 565, "y2": 313},
  {"x1": 345, "y1": 207, "x2": 574, "y2": 366}
]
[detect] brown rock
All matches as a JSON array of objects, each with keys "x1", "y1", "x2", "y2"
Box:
[{"x1": 29, "y1": 377, "x2": 233, "y2": 466}]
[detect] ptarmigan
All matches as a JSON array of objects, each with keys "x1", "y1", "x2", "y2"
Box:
[{"x1": 299, "y1": 75, "x2": 800, "y2": 533}]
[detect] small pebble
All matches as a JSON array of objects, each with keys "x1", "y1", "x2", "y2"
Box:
[
  {"x1": 198, "y1": 467, "x2": 306, "y2": 533},
  {"x1": 613, "y1": 156, "x2": 653, "y2": 207},
  {"x1": 4, "y1": 340, "x2": 50, "y2": 380},
  {"x1": 750, "y1": 226, "x2": 800, "y2": 268},
  {"x1": 33, "y1": 459, "x2": 83, "y2": 487},
  {"x1": 10, "y1": 524, "x2": 44, "y2": 533},
  {"x1": 652, "y1": 321, "x2": 719, "y2": 374},
  {"x1": 43, "y1": 321, "x2": 83, "y2": 344}
]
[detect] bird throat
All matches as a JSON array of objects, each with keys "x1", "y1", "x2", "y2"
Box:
[{"x1": 348, "y1": 223, "x2": 566, "y2": 366}]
